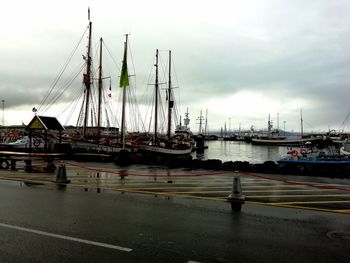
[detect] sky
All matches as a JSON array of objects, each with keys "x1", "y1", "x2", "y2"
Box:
[{"x1": 1, "y1": 0, "x2": 350, "y2": 134}]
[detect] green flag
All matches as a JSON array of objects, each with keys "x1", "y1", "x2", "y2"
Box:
[{"x1": 119, "y1": 42, "x2": 129, "y2": 88}]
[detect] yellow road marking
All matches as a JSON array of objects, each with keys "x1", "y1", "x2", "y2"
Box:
[
  {"x1": 267, "y1": 200, "x2": 350, "y2": 205},
  {"x1": 244, "y1": 189, "x2": 339, "y2": 193},
  {"x1": 333, "y1": 209, "x2": 350, "y2": 214},
  {"x1": 2, "y1": 170, "x2": 350, "y2": 214},
  {"x1": 132, "y1": 188, "x2": 341, "y2": 195},
  {"x1": 113, "y1": 187, "x2": 226, "y2": 201},
  {"x1": 242, "y1": 185, "x2": 307, "y2": 189},
  {"x1": 157, "y1": 190, "x2": 229, "y2": 194},
  {"x1": 246, "y1": 194, "x2": 350, "y2": 198},
  {"x1": 245, "y1": 200, "x2": 350, "y2": 214},
  {"x1": 118, "y1": 188, "x2": 338, "y2": 193},
  {"x1": 268, "y1": 203, "x2": 343, "y2": 213}
]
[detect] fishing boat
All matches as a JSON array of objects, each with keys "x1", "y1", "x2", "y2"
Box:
[
  {"x1": 252, "y1": 113, "x2": 323, "y2": 146},
  {"x1": 340, "y1": 139, "x2": 350, "y2": 155},
  {"x1": 251, "y1": 114, "x2": 286, "y2": 145},
  {"x1": 277, "y1": 143, "x2": 350, "y2": 175},
  {"x1": 251, "y1": 136, "x2": 323, "y2": 146},
  {"x1": 138, "y1": 50, "x2": 193, "y2": 156}
]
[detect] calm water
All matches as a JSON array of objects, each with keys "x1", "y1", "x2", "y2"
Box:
[{"x1": 191, "y1": 140, "x2": 289, "y2": 163}]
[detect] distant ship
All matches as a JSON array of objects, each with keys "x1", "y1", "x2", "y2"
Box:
[{"x1": 251, "y1": 114, "x2": 322, "y2": 146}]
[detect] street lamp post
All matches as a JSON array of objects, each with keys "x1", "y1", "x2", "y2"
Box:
[{"x1": 283, "y1": 121, "x2": 286, "y2": 136}]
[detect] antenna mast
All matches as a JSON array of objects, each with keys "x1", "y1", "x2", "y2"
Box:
[
  {"x1": 83, "y1": 12, "x2": 92, "y2": 138},
  {"x1": 167, "y1": 50, "x2": 173, "y2": 139},
  {"x1": 154, "y1": 49, "x2": 159, "y2": 143},
  {"x1": 97, "y1": 37, "x2": 103, "y2": 141}
]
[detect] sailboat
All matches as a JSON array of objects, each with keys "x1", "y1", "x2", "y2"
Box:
[
  {"x1": 33, "y1": 10, "x2": 141, "y2": 157},
  {"x1": 63, "y1": 16, "x2": 123, "y2": 155},
  {"x1": 138, "y1": 50, "x2": 193, "y2": 156}
]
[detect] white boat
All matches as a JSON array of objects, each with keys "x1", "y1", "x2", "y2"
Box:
[
  {"x1": 139, "y1": 142, "x2": 192, "y2": 155},
  {"x1": 0, "y1": 136, "x2": 45, "y2": 150},
  {"x1": 340, "y1": 139, "x2": 350, "y2": 155}
]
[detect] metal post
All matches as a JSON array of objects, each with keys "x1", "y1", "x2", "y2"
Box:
[
  {"x1": 232, "y1": 171, "x2": 242, "y2": 195},
  {"x1": 227, "y1": 171, "x2": 245, "y2": 211},
  {"x1": 55, "y1": 163, "x2": 70, "y2": 184}
]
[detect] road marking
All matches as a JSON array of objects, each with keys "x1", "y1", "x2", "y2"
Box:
[
  {"x1": 2, "y1": 168, "x2": 350, "y2": 214},
  {"x1": 267, "y1": 203, "x2": 341, "y2": 213},
  {"x1": 246, "y1": 194, "x2": 350, "y2": 198},
  {"x1": 0, "y1": 222, "x2": 132, "y2": 252},
  {"x1": 334, "y1": 209, "x2": 350, "y2": 214},
  {"x1": 243, "y1": 185, "x2": 307, "y2": 189},
  {"x1": 164, "y1": 189, "x2": 339, "y2": 195},
  {"x1": 268, "y1": 200, "x2": 350, "y2": 205},
  {"x1": 244, "y1": 189, "x2": 338, "y2": 193}
]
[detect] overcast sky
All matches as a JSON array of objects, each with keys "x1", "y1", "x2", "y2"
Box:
[{"x1": 1, "y1": 0, "x2": 350, "y2": 133}]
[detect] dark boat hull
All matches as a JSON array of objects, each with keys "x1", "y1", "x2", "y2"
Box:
[
  {"x1": 251, "y1": 137, "x2": 323, "y2": 146},
  {"x1": 278, "y1": 159, "x2": 350, "y2": 176}
]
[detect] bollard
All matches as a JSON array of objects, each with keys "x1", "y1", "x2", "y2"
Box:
[
  {"x1": 55, "y1": 163, "x2": 70, "y2": 184},
  {"x1": 24, "y1": 160, "x2": 32, "y2": 172},
  {"x1": 119, "y1": 170, "x2": 128, "y2": 180},
  {"x1": 227, "y1": 171, "x2": 245, "y2": 211},
  {"x1": 10, "y1": 160, "x2": 17, "y2": 171}
]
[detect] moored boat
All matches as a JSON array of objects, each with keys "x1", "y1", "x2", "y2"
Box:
[
  {"x1": 33, "y1": 11, "x2": 142, "y2": 158},
  {"x1": 251, "y1": 136, "x2": 323, "y2": 146},
  {"x1": 278, "y1": 144, "x2": 350, "y2": 175},
  {"x1": 252, "y1": 112, "x2": 324, "y2": 146},
  {"x1": 137, "y1": 49, "x2": 193, "y2": 156},
  {"x1": 0, "y1": 136, "x2": 45, "y2": 151}
]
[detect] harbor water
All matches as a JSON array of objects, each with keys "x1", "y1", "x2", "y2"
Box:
[{"x1": 192, "y1": 140, "x2": 289, "y2": 163}]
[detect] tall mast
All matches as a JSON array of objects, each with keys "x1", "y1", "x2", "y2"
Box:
[
  {"x1": 120, "y1": 34, "x2": 128, "y2": 148},
  {"x1": 300, "y1": 109, "x2": 304, "y2": 139},
  {"x1": 198, "y1": 110, "x2": 203, "y2": 134},
  {"x1": 97, "y1": 37, "x2": 103, "y2": 140},
  {"x1": 83, "y1": 19, "x2": 92, "y2": 138},
  {"x1": 268, "y1": 114, "x2": 272, "y2": 135},
  {"x1": 204, "y1": 109, "x2": 208, "y2": 135},
  {"x1": 154, "y1": 49, "x2": 159, "y2": 143},
  {"x1": 184, "y1": 107, "x2": 190, "y2": 129},
  {"x1": 167, "y1": 50, "x2": 172, "y2": 139},
  {"x1": 224, "y1": 121, "x2": 227, "y2": 138}
]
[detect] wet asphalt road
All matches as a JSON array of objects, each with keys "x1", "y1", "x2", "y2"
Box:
[{"x1": 0, "y1": 180, "x2": 349, "y2": 263}]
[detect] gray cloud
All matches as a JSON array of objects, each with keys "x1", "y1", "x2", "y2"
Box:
[{"x1": 1, "y1": 0, "x2": 350, "y2": 132}]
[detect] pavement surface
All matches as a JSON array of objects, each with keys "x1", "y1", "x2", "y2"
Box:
[
  {"x1": 1, "y1": 160, "x2": 350, "y2": 214},
  {"x1": 0, "y1": 160, "x2": 349, "y2": 262}
]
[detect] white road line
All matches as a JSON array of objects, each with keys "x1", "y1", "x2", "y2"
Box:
[
  {"x1": 0, "y1": 222, "x2": 132, "y2": 252},
  {"x1": 187, "y1": 260, "x2": 201, "y2": 263}
]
